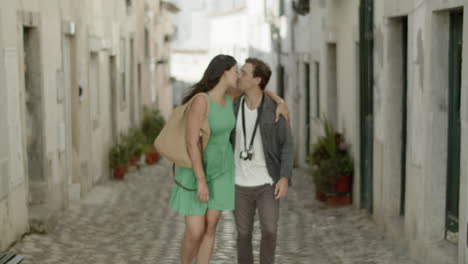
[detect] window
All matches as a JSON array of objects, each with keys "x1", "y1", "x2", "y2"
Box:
[
  {"x1": 89, "y1": 53, "x2": 100, "y2": 123},
  {"x1": 145, "y1": 29, "x2": 150, "y2": 59},
  {"x1": 126, "y1": 0, "x2": 132, "y2": 15},
  {"x1": 305, "y1": 63, "x2": 311, "y2": 156},
  {"x1": 315, "y1": 62, "x2": 320, "y2": 118},
  {"x1": 120, "y1": 38, "x2": 127, "y2": 102},
  {"x1": 293, "y1": 0, "x2": 310, "y2": 15},
  {"x1": 279, "y1": 0, "x2": 285, "y2": 16}
]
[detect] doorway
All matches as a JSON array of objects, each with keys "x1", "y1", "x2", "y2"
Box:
[
  {"x1": 23, "y1": 26, "x2": 45, "y2": 204},
  {"x1": 305, "y1": 62, "x2": 311, "y2": 157},
  {"x1": 359, "y1": 0, "x2": 374, "y2": 212},
  {"x1": 326, "y1": 43, "x2": 338, "y2": 128},
  {"x1": 63, "y1": 34, "x2": 79, "y2": 198},
  {"x1": 400, "y1": 17, "x2": 408, "y2": 216},
  {"x1": 109, "y1": 56, "x2": 118, "y2": 143},
  {"x1": 445, "y1": 10, "x2": 463, "y2": 243},
  {"x1": 129, "y1": 38, "x2": 136, "y2": 125}
]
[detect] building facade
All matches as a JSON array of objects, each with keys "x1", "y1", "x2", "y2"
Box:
[
  {"x1": 284, "y1": 0, "x2": 468, "y2": 263},
  {"x1": 372, "y1": 1, "x2": 467, "y2": 263},
  {"x1": 0, "y1": 0, "x2": 175, "y2": 250}
]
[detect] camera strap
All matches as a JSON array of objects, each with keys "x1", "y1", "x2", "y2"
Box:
[{"x1": 241, "y1": 93, "x2": 265, "y2": 153}]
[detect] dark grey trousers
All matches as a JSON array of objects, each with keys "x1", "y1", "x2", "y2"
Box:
[{"x1": 233, "y1": 184, "x2": 280, "y2": 264}]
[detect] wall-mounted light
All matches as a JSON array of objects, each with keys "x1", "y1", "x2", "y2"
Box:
[{"x1": 62, "y1": 21, "x2": 76, "y2": 36}]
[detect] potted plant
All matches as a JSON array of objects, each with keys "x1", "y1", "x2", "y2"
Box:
[
  {"x1": 334, "y1": 153, "x2": 353, "y2": 193},
  {"x1": 109, "y1": 142, "x2": 128, "y2": 180},
  {"x1": 143, "y1": 144, "x2": 160, "y2": 165},
  {"x1": 308, "y1": 118, "x2": 354, "y2": 206},
  {"x1": 124, "y1": 128, "x2": 146, "y2": 167},
  {"x1": 141, "y1": 107, "x2": 165, "y2": 165}
]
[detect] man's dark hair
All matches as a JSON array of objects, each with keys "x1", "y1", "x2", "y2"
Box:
[{"x1": 245, "y1": 58, "x2": 271, "y2": 90}]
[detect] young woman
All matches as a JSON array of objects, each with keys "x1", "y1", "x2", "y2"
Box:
[{"x1": 169, "y1": 55, "x2": 288, "y2": 264}]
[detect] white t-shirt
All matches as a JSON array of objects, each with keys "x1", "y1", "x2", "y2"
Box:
[{"x1": 234, "y1": 96, "x2": 273, "y2": 187}]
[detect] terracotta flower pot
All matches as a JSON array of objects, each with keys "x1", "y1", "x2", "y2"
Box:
[
  {"x1": 145, "y1": 153, "x2": 155, "y2": 165},
  {"x1": 316, "y1": 191, "x2": 327, "y2": 202},
  {"x1": 154, "y1": 152, "x2": 160, "y2": 163},
  {"x1": 145, "y1": 150, "x2": 160, "y2": 165},
  {"x1": 325, "y1": 193, "x2": 352, "y2": 207},
  {"x1": 335, "y1": 174, "x2": 352, "y2": 193},
  {"x1": 113, "y1": 166, "x2": 127, "y2": 180},
  {"x1": 128, "y1": 156, "x2": 139, "y2": 167}
]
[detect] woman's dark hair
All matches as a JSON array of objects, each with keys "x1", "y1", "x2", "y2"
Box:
[{"x1": 182, "y1": 54, "x2": 237, "y2": 104}]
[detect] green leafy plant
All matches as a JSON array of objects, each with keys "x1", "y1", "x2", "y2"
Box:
[
  {"x1": 109, "y1": 142, "x2": 129, "y2": 168},
  {"x1": 123, "y1": 128, "x2": 146, "y2": 158},
  {"x1": 141, "y1": 107, "x2": 166, "y2": 147},
  {"x1": 308, "y1": 118, "x2": 354, "y2": 194},
  {"x1": 313, "y1": 152, "x2": 353, "y2": 192},
  {"x1": 309, "y1": 118, "x2": 337, "y2": 166}
]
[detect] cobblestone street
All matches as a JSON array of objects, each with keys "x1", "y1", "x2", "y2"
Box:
[{"x1": 11, "y1": 160, "x2": 418, "y2": 264}]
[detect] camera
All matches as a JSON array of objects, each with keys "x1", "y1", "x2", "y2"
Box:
[{"x1": 240, "y1": 149, "x2": 254, "y2": 161}]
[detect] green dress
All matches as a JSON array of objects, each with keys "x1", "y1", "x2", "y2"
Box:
[{"x1": 169, "y1": 94, "x2": 236, "y2": 216}]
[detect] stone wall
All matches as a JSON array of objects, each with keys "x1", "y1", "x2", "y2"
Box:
[{"x1": 0, "y1": 0, "x2": 174, "y2": 250}]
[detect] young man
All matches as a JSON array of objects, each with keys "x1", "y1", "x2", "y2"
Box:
[{"x1": 230, "y1": 58, "x2": 294, "y2": 264}]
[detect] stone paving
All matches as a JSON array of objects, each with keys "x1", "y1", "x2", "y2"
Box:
[{"x1": 10, "y1": 159, "x2": 419, "y2": 264}]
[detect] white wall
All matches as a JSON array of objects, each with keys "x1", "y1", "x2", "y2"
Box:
[
  {"x1": 0, "y1": 0, "x2": 171, "y2": 250},
  {"x1": 374, "y1": 0, "x2": 467, "y2": 263}
]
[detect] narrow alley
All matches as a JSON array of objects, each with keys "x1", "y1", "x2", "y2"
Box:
[
  {"x1": 2, "y1": 0, "x2": 468, "y2": 263},
  {"x1": 11, "y1": 160, "x2": 417, "y2": 264}
]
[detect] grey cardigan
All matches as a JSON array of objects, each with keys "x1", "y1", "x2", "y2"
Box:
[{"x1": 230, "y1": 94, "x2": 294, "y2": 184}]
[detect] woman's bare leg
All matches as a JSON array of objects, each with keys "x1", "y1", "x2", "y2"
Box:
[
  {"x1": 196, "y1": 209, "x2": 222, "y2": 264},
  {"x1": 181, "y1": 215, "x2": 205, "y2": 264}
]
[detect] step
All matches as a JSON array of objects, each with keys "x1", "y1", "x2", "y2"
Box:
[
  {"x1": 28, "y1": 205, "x2": 58, "y2": 234},
  {"x1": 28, "y1": 182, "x2": 47, "y2": 205},
  {"x1": 0, "y1": 252, "x2": 24, "y2": 264}
]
